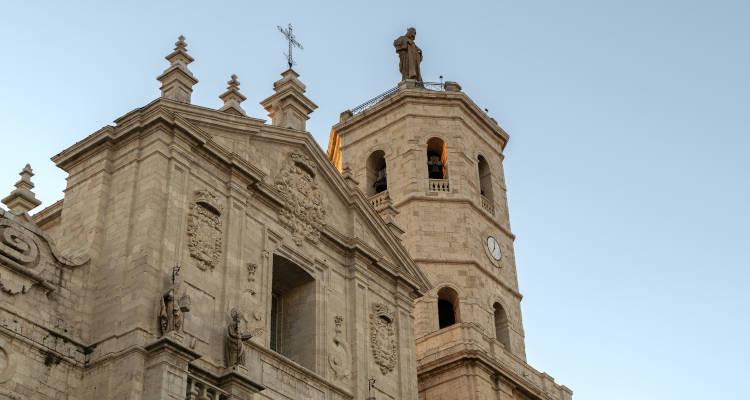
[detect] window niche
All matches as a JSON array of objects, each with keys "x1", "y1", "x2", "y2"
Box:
[
  {"x1": 477, "y1": 155, "x2": 493, "y2": 200},
  {"x1": 427, "y1": 137, "x2": 448, "y2": 179},
  {"x1": 437, "y1": 287, "x2": 459, "y2": 329},
  {"x1": 366, "y1": 150, "x2": 388, "y2": 195},
  {"x1": 493, "y1": 302, "x2": 511, "y2": 351},
  {"x1": 270, "y1": 254, "x2": 316, "y2": 371}
]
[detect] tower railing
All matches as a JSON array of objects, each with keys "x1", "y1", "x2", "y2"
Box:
[
  {"x1": 348, "y1": 82, "x2": 446, "y2": 115},
  {"x1": 350, "y1": 86, "x2": 399, "y2": 115}
]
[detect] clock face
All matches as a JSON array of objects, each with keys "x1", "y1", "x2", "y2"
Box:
[{"x1": 486, "y1": 236, "x2": 502, "y2": 261}]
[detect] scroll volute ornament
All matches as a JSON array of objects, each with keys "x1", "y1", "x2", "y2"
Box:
[
  {"x1": 0, "y1": 209, "x2": 87, "y2": 295},
  {"x1": 0, "y1": 219, "x2": 39, "y2": 295},
  {"x1": 187, "y1": 190, "x2": 223, "y2": 270},
  {"x1": 274, "y1": 152, "x2": 326, "y2": 245},
  {"x1": 370, "y1": 303, "x2": 397, "y2": 375}
]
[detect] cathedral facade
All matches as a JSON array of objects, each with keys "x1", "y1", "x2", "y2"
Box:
[{"x1": 0, "y1": 32, "x2": 571, "y2": 400}]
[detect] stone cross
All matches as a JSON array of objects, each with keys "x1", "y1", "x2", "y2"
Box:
[{"x1": 277, "y1": 23, "x2": 303, "y2": 69}]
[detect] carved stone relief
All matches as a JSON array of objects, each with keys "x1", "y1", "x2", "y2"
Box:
[
  {"x1": 274, "y1": 152, "x2": 326, "y2": 245},
  {"x1": 0, "y1": 344, "x2": 14, "y2": 384},
  {"x1": 328, "y1": 315, "x2": 350, "y2": 380},
  {"x1": 187, "y1": 190, "x2": 223, "y2": 270},
  {"x1": 0, "y1": 220, "x2": 40, "y2": 270},
  {"x1": 370, "y1": 303, "x2": 397, "y2": 375},
  {"x1": 0, "y1": 210, "x2": 87, "y2": 295},
  {"x1": 245, "y1": 263, "x2": 257, "y2": 296},
  {"x1": 0, "y1": 270, "x2": 31, "y2": 296}
]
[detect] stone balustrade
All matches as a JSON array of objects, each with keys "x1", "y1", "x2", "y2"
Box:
[
  {"x1": 480, "y1": 194, "x2": 495, "y2": 214},
  {"x1": 186, "y1": 375, "x2": 229, "y2": 400},
  {"x1": 428, "y1": 179, "x2": 450, "y2": 193},
  {"x1": 369, "y1": 190, "x2": 390, "y2": 212}
]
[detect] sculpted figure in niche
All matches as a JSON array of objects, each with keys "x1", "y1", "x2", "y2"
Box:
[
  {"x1": 394, "y1": 27, "x2": 423, "y2": 81},
  {"x1": 159, "y1": 265, "x2": 191, "y2": 336},
  {"x1": 225, "y1": 308, "x2": 259, "y2": 367}
]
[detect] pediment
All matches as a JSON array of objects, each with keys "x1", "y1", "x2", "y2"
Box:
[
  {"x1": 160, "y1": 105, "x2": 430, "y2": 295},
  {"x1": 54, "y1": 100, "x2": 430, "y2": 296}
]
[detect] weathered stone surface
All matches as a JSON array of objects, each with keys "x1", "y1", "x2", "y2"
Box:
[
  {"x1": 1, "y1": 32, "x2": 570, "y2": 400},
  {"x1": 329, "y1": 82, "x2": 572, "y2": 400}
]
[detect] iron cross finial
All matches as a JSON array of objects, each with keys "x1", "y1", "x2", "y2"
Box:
[{"x1": 277, "y1": 23, "x2": 303, "y2": 69}]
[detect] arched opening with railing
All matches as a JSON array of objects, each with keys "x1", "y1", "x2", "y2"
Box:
[
  {"x1": 426, "y1": 137, "x2": 448, "y2": 180},
  {"x1": 477, "y1": 155, "x2": 493, "y2": 200},
  {"x1": 493, "y1": 302, "x2": 511, "y2": 351},
  {"x1": 366, "y1": 150, "x2": 388, "y2": 195},
  {"x1": 437, "y1": 286, "x2": 459, "y2": 329}
]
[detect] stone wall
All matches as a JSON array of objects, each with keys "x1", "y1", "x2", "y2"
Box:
[{"x1": 0, "y1": 98, "x2": 429, "y2": 400}]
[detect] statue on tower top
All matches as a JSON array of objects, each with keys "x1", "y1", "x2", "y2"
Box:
[{"x1": 394, "y1": 27, "x2": 423, "y2": 82}]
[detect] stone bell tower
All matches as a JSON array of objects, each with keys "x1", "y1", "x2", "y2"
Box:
[{"x1": 328, "y1": 29, "x2": 572, "y2": 400}]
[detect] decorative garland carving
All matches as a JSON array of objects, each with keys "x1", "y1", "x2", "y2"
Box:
[
  {"x1": 328, "y1": 315, "x2": 351, "y2": 380},
  {"x1": 274, "y1": 152, "x2": 326, "y2": 245},
  {"x1": 245, "y1": 263, "x2": 257, "y2": 296},
  {"x1": 370, "y1": 303, "x2": 397, "y2": 375},
  {"x1": 187, "y1": 190, "x2": 223, "y2": 270},
  {"x1": 0, "y1": 271, "x2": 31, "y2": 296}
]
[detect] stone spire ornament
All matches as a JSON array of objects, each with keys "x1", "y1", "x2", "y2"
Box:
[
  {"x1": 260, "y1": 69, "x2": 317, "y2": 131},
  {"x1": 157, "y1": 35, "x2": 198, "y2": 103},
  {"x1": 218, "y1": 74, "x2": 247, "y2": 115},
  {"x1": 2, "y1": 164, "x2": 41, "y2": 215}
]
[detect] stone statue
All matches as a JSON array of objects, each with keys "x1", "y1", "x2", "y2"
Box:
[
  {"x1": 225, "y1": 308, "x2": 254, "y2": 367},
  {"x1": 394, "y1": 27, "x2": 423, "y2": 81},
  {"x1": 158, "y1": 265, "x2": 191, "y2": 336}
]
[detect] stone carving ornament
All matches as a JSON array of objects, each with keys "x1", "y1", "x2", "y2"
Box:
[
  {"x1": 0, "y1": 210, "x2": 88, "y2": 297},
  {"x1": 187, "y1": 190, "x2": 223, "y2": 270},
  {"x1": 0, "y1": 214, "x2": 55, "y2": 295},
  {"x1": 0, "y1": 342, "x2": 15, "y2": 384},
  {"x1": 0, "y1": 220, "x2": 40, "y2": 270},
  {"x1": 328, "y1": 315, "x2": 351, "y2": 380},
  {"x1": 274, "y1": 152, "x2": 326, "y2": 245},
  {"x1": 370, "y1": 303, "x2": 397, "y2": 375}
]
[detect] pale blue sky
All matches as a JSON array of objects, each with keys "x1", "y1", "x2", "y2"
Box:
[{"x1": 1, "y1": 1, "x2": 748, "y2": 399}]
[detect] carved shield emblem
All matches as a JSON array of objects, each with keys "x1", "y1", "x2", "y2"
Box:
[
  {"x1": 187, "y1": 190, "x2": 223, "y2": 270},
  {"x1": 274, "y1": 152, "x2": 326, "y2": 245},
  {"x1": 370, "y1": 303, "x2": 397, "y2": 375}
]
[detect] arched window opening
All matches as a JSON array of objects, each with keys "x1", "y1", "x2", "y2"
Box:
[
  {"x1": 437, "y1": 287, "x2": 459, "y2": 329},
  {"x1": 366, "y1": 150, "x2": 388, "y2": 195},
  {"x1": 493, "y1": 302, "x2": 511, "y2": 350},
  {"x1": 271, "y1": 254, "x2": 316, "y2": 371},
  {"x1": 427, "y1": 138, "x2": 447, "y2": 179},
  {"x1": 477, "y1": 155, "x2": 493, "y2": 200}
]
